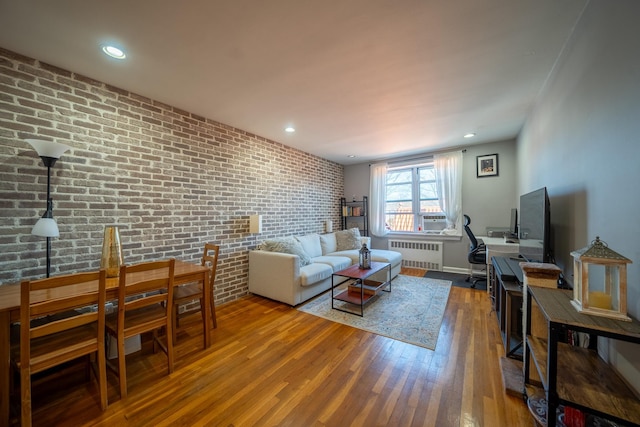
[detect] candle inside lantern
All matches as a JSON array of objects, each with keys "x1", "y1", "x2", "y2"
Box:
[{"x1": 589, "y1": 291, "x2": 612, "y2": 310}]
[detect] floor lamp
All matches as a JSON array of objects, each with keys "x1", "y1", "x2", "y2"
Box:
[{"x1": 26, "y1": 139, "x2": 70, "y2": 278}]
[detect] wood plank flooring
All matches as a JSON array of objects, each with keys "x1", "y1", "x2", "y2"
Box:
[{"x1": 16, "y1": 268, "x2": 533, "y2": 426}]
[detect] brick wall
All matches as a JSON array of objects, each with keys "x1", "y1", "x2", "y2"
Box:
[{"x1": 0, "y1": 48, "x2": 344, "y2": 304}]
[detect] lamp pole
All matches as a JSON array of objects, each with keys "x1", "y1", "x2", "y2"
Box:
[
  {"x1": 43, "y1": 160, "x2": 54, "y2": 277},
  {"x1": 26, "y1": 139, "x2": 70, "y2": 278}
]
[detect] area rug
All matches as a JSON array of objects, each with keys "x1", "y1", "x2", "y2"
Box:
[
  {"x1": 424, "y1": 270, "x2": 487, "y2": 290},
  {"x1": 297, "y1": 275, "x2": 451, "y2": 350}
]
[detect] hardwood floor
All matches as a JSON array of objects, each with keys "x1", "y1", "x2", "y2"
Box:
[{"x1": 17, "y1": 269, "x2": 533, "y2": 426}]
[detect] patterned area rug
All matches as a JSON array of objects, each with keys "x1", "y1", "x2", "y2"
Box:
[{"x1": 297, "y1": 275, "x2": 452, "y2": 350}]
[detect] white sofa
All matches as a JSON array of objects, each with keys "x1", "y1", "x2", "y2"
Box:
[{"x1": 248, "y1": 230, "x2": 402, "y2": 306}]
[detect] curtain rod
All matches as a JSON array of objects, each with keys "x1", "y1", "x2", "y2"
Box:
[{"x1": 370, "y1": 148, "x2": 467, "y2": 166}]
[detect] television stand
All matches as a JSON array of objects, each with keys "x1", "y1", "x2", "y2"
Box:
[{"x1": 491, "y1": 256, "x2": 524, "y2": 360}]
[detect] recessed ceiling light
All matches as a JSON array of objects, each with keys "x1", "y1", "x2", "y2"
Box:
[
  {"x1": 102, "y1": 45, "x2": 126, "y2": 59},
  {"x1": 285, "y1": 126, "x2": 295, "y2": 133},
  {"x1": 464, "y1": 133, "x2": 476, "y2": 138},
  {"x1": 347, "y1": 155, "x2": 356, "y2": 158}
]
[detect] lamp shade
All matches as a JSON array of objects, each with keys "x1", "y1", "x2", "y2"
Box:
[
  {"x1": 250, "y1": 214, "x2": 262, "y2": 234},
  {"x1": 31, "y1": 217, "x2": 60, "y2": 237},
  {"x1": 325, "y1": 219, "x2": 333, "y2": 233},
  {"x1": 25, "y1": 139, "x2": 71, "y2": 159}
]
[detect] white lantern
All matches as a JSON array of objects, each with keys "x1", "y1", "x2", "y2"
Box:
[{"x1": 570, "y1": 237, "x2": 632, "y2": 321}]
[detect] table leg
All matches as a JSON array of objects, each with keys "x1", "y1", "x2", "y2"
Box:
[
  {"x1": 202, "y1": 272, "x2": 211, "y2": 348},
  {"x1": 1, "y1": 311, "x2": 10, "y2": 426}
]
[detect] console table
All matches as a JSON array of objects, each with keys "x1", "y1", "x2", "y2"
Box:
[
  {"x1": 491, "y1": 256, "x2": 524, "y2": 360},
  {"x1": 523, "y1": 286, "x2": 640, "y2": 427},
  {"x1": 477, "y1": 236, "x2": 519, "y2": 294}
]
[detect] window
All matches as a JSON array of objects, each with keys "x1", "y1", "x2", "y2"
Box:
[
  {"x1": 370, "y1": 151, "x2": 462, "y2": 237},
  {"x1": 385, "y1": 161, "x2": 442, "y2": 232}
]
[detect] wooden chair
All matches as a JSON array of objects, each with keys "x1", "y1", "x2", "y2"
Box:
[
  {"x1": 172, "y1": 243, "x2": 219, "y2": 345},
  {"x1": 11, "y1": 270, "x2": 108, "y2": 426},
  {"x1": 105, "y1": 259, "x2": 175, "y2": 399}
]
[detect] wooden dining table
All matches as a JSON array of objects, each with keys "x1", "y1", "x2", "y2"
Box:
[{"x1": 0, "y1": 259, "x2": 211, "y2": 425}]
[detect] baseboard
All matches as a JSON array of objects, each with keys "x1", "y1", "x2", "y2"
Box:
[{"x1": 442, "y1": 266, "x2": 469, "y2": 275}]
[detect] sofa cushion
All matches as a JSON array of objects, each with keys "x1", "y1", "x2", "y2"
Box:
[
  {"x1": 370, "y1": 249, "x2": 403, "y2": 267},
  {"x1": 328, "y1": 249, "x2": 402, "y2": 269},
  {"x1": 311, "y1": 255, "x2": 352, "y2": 272},
  {"x1": 261, "y1": 237, "x2": 312, "y2": 266},
  {"x1": 335, "y1": 228, "x2": 362, "y2": 251},
  {"x1": 320, "y1": 233, "x2": 338, "y2": 255},
  {"x1": 300, "y1": 262, "x2": 333, "y2": 286},
  {"x1": 295, "y1": 234, "x2": 323, "y2": 258}
]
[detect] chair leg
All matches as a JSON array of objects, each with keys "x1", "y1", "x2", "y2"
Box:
[
  {"x1": 96, "y1": 348, "x2": 108, "y2": 410},
  {"x1": 210, "y1": 296, "x2": 217, "y2": 329},
  {"x1": 172, "y1": 304, "x2": 179, "y2": 345},
  {"x1": 199, "y1": 297, "x2": 207, "y2": 342},
  {"x1": 84, "y1": 354, "x2": 91, "y2": 381},
  {"x1": 117, "y1": 334, "x2": 127, "y2": 399},
  {"x1": 166, "y1": 325, "x2": 174, "y2": 375},
  {"x1": 20, "y1": 367, "x2": 32, "y2": 427}
]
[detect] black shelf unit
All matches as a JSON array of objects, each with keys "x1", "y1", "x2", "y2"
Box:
[{"x1": 340, "y1": 196, "x2": 368, "y2": 236}]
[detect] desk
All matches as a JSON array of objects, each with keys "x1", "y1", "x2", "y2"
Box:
[
  {"x1": 477, "y1": 236, "x2": 519, "y2": 293},
  {"x1": 0, "y1": 259, "x2": 210, "y2": 425}
]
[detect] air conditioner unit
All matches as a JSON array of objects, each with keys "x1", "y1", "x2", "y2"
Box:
[{"x1": 422, "y1": 214, "x2": 447, "y2": 231}]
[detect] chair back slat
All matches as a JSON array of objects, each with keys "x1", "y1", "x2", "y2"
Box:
[
  {"x1": 117, "y1": 260, "x2": 174, "y2": 313},
  {"x1": 29, "y1": 292, "x2": 100, "y2": 318},
  {"x1": 124, "y1": 278, "x2": 172, "y2": 297},
  {"x1": 125, "y1": 293, "x2": 167, "y2": 311},
  {"x1": 202, "y1": 243, "x2": 220, "y2": 283},
  {"x1": 17, "y1": 269, "x2": 108, "y2": 423},
  {"x1": 31, "y1": 311, "x2": 98, "y2": 339},
  {"x1": 21, "y1": 271, "x2": 106, "y2": 346},
  {"x1": 107, "y1": 259, "x2": 175, "y2": 399}
]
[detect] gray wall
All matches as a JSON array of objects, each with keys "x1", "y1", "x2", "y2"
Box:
[
  {"x1": 344, "y1": 139, "x2": 518, "y2": 270},
  {"x1": 517, "y1": 0, "x2": 640, "y2": 393},
  {"x1": 345, "y1": 0, "x2": 640, "y2": 393}
]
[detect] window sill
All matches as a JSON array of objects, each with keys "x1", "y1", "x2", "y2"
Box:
[{"x1": 386, "y1": 231, "x2": 462, "y2": 241}]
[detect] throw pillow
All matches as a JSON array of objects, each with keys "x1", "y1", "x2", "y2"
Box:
[
  {"x1": 295, "y1": 234, "x2": 322, "y2": 258},
  {"x1": 335, "y1": 228, "x2": 362, "y2": 251},
  {"x1": 261, "y1": 237, "x2": 312, "y2": 266}
]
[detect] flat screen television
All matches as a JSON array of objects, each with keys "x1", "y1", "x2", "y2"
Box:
[{"x1": 518, "y1": 187, "x2": 551, "y2": 263}]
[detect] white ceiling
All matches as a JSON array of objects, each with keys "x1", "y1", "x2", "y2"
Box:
[{"x1": 0, "y1": 0, "x2": 587, "y2": 165}]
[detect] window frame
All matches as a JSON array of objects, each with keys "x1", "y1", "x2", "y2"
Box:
[{"x1": 384, "y1": 160, "x2": 443, "y2": 233}]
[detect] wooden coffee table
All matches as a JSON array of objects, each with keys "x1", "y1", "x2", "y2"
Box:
[{"x1": 331, "y1": 261, "x2": 391, "y2": 316}]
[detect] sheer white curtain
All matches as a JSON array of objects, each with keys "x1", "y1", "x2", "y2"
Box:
[
  {"x1": 369, "y1": 162, "x2": 388, "y2": 237},
  {"x1": 434, "y1": 151, "x2": 462, "y2": 233}
]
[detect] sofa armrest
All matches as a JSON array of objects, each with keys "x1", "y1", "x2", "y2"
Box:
[{"x1": 248, "y1": 250, "x2": 301, "y2": 305}]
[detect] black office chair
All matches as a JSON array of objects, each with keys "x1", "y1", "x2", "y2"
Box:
[{"x1": 463, "y1": 214, "x2": 487, "y2": 288}]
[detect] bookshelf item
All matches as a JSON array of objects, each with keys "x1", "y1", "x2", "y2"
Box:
[
  {"x1": 340, "y1": 196, "x2": 368, "y2": 236},
  {"x1": 523, "y1": 286, "x2": 640, "y2": 427}
]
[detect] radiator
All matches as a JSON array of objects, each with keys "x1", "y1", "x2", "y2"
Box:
[{"x1": 388, "y1": 239, "x2": 443, "y2": 271}]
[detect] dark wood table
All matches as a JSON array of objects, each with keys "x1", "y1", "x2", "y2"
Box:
[
  {"x1": 331, "y1": 261, "x2": 391, "y2": 316},
  {"x1": 0, "y1": 259, "x2": 211, "y2": 425},
  {"x1": 523, "y1": 286, "x2": 640, "y2": 427}
]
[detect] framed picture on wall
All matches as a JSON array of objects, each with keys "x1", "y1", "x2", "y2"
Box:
[{"x1": 477, "y1": 154, "x2": 499, "y2": 177}]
